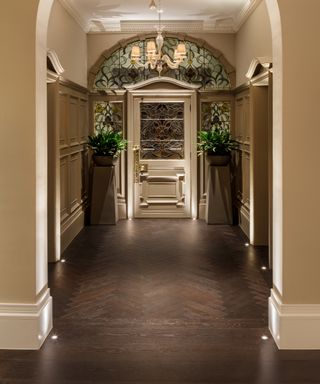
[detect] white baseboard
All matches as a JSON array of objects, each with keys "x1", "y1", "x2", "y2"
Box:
[
  {"x1": 0, "y1": 289, "x2": 52, "y2": 350},
  {"x1": 118, "y1": 200, "x2": 127, "y2": 220},
  {"x1": 269, "y1": 289, "x2": 320, "y2": 349},
  {"x1": 239, "y1": 205, "x2": 250, "y2": 238},
  {"x1": 198, "y1": 199, "x2": 206, "y2": 220},
  {"x1": 61, "y1": 208, "x2": 85, "y2": 253}
]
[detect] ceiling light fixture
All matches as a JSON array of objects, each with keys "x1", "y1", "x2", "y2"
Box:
[
  {"x1": 149, "y1": 0, "x2": 156, "y2": 10},
  {"x1": 131, "y1": 0, "x2": 187, "y2": 76}
]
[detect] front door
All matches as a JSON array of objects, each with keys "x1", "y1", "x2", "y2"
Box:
[{"x1": 132, "y1": 96, "x2": 191, "y2": 218}]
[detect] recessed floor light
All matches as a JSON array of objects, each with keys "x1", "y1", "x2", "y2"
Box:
[
  {"x1": 128, "y1": 218, "x2": 132, "y2": 221},
  {"x1": 51, "y1": 334, "x2": 58, "y2": 340},
  {"x1": 60, "y1": 259, "x2": 66, "y2": 263},
  {"x1": 261, "y1": 335, "x2": 268, "y2": 340},
  {"x1": 245, "y1": 243, "x2": 250, "y2": 247},
  {"x1": 261, "y1": 266, "x2": 267, "y2": 270},
  {"x1": 192, "y1": 218, "x2": 196, "y2": 221}
]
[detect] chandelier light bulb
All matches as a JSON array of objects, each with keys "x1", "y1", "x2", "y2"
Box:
[
  {"x1": 177, "y1": 43, "x2": 186, "y2": 56},
  {"x1": 131, "y1": 46, "x2": 141, "y2": 58},
  {"x1": 130, "y1": 0, "x2": 187, "y2": 75},
  {"x1": 149, "y1": 0, "x2": 156, "y2": 10},
  {"x1": 147, "y1": 41, "x2": 156, "y2": 54}
]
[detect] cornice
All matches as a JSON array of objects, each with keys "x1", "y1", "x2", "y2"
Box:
[
  {"x1": 58, "y1": 0, "x2": 90, "y2": 32},
  {"x1": 124, "y1": 77, "x2": 201, "y2": 91},
  {"x1": 234, "y1": 0, "x2": 263, "y2": 31},
  {"x1": 59, "y1": 0, "x2": 264, "y2": 35}
]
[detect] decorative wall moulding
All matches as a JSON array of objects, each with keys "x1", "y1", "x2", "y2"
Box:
[
  {"x1": 246, "y1": 56, "x2": 273, "y2": 80},
  {"x1": 59, "y1": 0, "x2": 263, "y2": 34},
  {"x1": 47, "y1": 50, "x2": 65, "y2": 76},
  {"x1": 124, "y1": 77, "x2": 201, "y2": 91},
  {"x1": 58, "y1": 0, "x2": 90, "y2": 32},
  {"x1": 234, "y1": 0, "x2": 263, "y2": 31},
  {"x1": 88, "y1": 20, "x2": 238, "y2": 34}
]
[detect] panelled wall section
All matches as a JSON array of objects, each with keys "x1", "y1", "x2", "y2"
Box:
[
  {"x1": 234, "y1": 80, "x2": 271, "y2": 248},
  {"x1": 89, "y1": 94, "x2": 127, "y2": 219},
  {"x1": 48, "y1": 79, "x2": 89, "y2": 261}
]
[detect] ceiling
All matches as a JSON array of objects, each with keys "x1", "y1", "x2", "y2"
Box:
[{"x1": 59, "y1": 0, "x2": 262, "y2": 33}]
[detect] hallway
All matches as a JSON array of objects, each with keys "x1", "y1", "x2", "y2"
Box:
[{"x1": 1, "y1": 220, "x2": 320, "y2": 383}]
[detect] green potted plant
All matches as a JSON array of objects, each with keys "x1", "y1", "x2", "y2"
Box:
[
  {"x1": 87, "y1": 126, "x2": 127, "y2": 166},
  {"x1": 197, "y1": 126, "x2": 238, "y2": 166}
]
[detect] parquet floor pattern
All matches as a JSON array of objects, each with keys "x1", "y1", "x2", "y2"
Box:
[{"x1": 1, "y1": 220, "x2": 320, "y2": 384}]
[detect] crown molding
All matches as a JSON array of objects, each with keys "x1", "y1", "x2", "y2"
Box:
[
  {"x1": 89, "y1": 20, "x2": 236, "y2": 34},
  {"x1": 59, "y1": 0, "x2": 263, "y2": 35},
  {"x1": 234, "y1": 0, "x2": 263, "y2": 31},
  {"x1": 58, "y1": 0, "x2": 90, "y2": 32}
]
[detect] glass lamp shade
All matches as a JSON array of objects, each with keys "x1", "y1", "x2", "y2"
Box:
[
  {"x1": 146, "y1": 41, "x2": 156, "y2": 54},
  {"x1": 131, "y1": 45, "x2": 141, "y2": 59},
  {"x1": 176, "y1": 43, "x2": 186, "y2": 57}
]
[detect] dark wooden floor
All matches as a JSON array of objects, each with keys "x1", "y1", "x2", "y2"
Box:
[{"x1": 1, "y1": 220, "x2": 320, "y2": 383}]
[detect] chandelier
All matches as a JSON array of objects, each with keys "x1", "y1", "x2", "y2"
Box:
[{"x1": 130, "y1": 0, "x2": 187, "y2": 76}]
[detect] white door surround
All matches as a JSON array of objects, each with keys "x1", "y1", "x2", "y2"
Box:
[{"x1": 126, "y1": 78, "x2": 199, "y2": 219}]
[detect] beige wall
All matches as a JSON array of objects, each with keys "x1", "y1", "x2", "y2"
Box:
[
  {"x1": 87, "y1": 32, "x2": 235, "y2": 73},
  {"x1": 0, "y1": 0, "x2": 38, "y2": 302},
  {"x1": 235, "y1": 1, "x2": 272, "y2": 86},
  {"x1": 47, "y1": 0, "x2": 87, "y2": 87},
  {"x1": 275, "y1": 0, "x2": 320, "y2": 304}
]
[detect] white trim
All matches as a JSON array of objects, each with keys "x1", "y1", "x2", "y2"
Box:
[
  {"x1": 58, "y1": 0, "x2": 90, "y2": 32},
  {"x1": 0, "y1": 289, "x2": 52, "y2": 350},
  {"x1": 47, "y1": 70, "x2": 59, "y2": 83},
  {"x1": 59, "y1": 0, "x2": 262, "y2": 34},
  {"x1": 266, "y1": 0, "x2": 283, "y2": 296},
  {"x1": 47, "y1": 49, "x2": 65, "y2": 76},
  {"x1": 234, "y1": 0, "x2": 263, "y2": 31},
  {"x1": 61, "y1": 208, "x2": 85, "y2": 254},
  {"x1": 239, "y1": 204, "x2": 250, "y2": 239},
  {"x1": 269, "y1": 289, "x2": 320, "y2": 349},
  {"x1": 124, "y1": 77, "x2": 201, "y2": 91},
  {"x1": 127, "y1": 87, "x2": 198, "y2": 219},
  {"x1": 245, "y1": 57, "x2": 272, "y2": 80}
]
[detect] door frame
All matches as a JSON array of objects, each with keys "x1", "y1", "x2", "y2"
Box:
[{"x1": 126, "y1": 78, "x2": 199, "y2": 219}]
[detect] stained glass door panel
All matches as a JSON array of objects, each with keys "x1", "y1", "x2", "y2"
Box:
[
  {"x1": 140, "y1": 102, "x2": 184, "y2": 160},
  {"x1": 133, "y1": 98, "x2": 191, "y2": 218}
]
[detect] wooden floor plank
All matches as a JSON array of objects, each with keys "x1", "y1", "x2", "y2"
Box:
[{"x1": 0, "y1": 220, "x2": 320, "y2": 383}]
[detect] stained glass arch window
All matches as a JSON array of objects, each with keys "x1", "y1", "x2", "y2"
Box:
[{"x1": 89, "y1": 34, "x2": 235, "y2": 91}]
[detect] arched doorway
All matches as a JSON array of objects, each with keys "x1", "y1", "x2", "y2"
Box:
[
  {"x1": 88, "y1": 34, "x2": 235, "y2": 220},
  {"x1": 0, "y1": 0, "x2": 54, "y2": 349},
  {"x1": 5, "y1": 0, "x2": 320, "y2": 351}
]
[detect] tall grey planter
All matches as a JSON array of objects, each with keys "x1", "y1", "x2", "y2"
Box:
[
  {"x1": 205, "y1": 164, "x2": 232, "y2": 224},
  {"x1": 90, "y1": 165, "x2": 118, "y2": 225}
]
